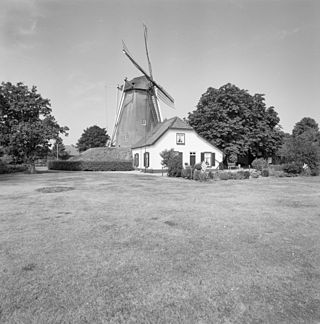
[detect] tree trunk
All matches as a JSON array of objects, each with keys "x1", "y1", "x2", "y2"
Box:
[{"x1": 28, "y1": 163, "x2": 36, "y2": 174}]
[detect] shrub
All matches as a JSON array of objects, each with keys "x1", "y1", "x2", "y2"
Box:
[
  {"x1": 250, "y1": 170, "x2": 260, "y2": 178},
  {"x1": 252, "y1": 158, "x2": 269, "y2": 171},
  {"x1": 276, "y1": 171, "x2": 286, "y2": 177},
  {"x1": 311, "y1": 167, "x2": 319, "y2": 176},
  {"x1": 160, "y1": 149, "x2": 177, "y2": 168},
  {"x1": 0, "y1": 160, "x2": 9, "y2": 174},
  {"x1": 218, "y1": 162, "x2": 225, "y2": 170},
  {"x1": 182, "y1": 166, "x2": 192, "y2": 179},
  {"x1": 269, "y1": 164, "x2": 283, "y2": 172},
  {"x1": 261, "y1": 168, "x2": 269, "y2": 177},
  {"x1": 219, "y1": 172, "x2": 233, "y2": 180},
  {"x1": 235, "y1": 170, "x2": 250, "y2": 180},
  {"x1": 282, "y1": 162, "x2": 302, "y2": 175},
  {"x1": 193, "y1": 163, "x2": 202, "y2": 171},
  {"x1": 8, "y1": 164, "x2": 28, "y2": 173},
  {"x1": 208, "y1": 170, "x2": 219, "y2": 180},
  {"x1": 0, "y1": 161, "x2": 28, "y2": 174},
  {"x1": 240, "y1": 170, "x2": 250, "y2": 179},
  {"x1": 199, "y1": 171, "x2": 209, "y2": 182},
  {"x1": 193, "y1": 169, "x2": 201, "y2": 180},
  {"x1": 47, "y1": 160, "x2": 134, "y2": 171},
  {"x1": 167, "y1": 155, "x2": 183, "y2": 177}
]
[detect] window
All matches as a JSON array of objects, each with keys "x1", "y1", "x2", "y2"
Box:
[
  {"x1": 200, "y1": 152, "x2": 215, "y2": 167},
  {"x1": 204, "y1": 152, "x2": 211, "y2": 166},
  {"x1": 143, "y1": 152, "x2": 149, "y2": 168},
  {"x1": 176, "y1": 133, "x2": 185, "y2": 145},
  {"x1": 134, "y1": 153, "x2": 139, "y2": 167}
]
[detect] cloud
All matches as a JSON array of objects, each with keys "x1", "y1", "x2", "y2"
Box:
[
  {"x1": 1, "y1": 0, "x2": 43, "y2": 50},
  {"x1": 275, "y1": 27, "x2": 301, "y2": 40}
]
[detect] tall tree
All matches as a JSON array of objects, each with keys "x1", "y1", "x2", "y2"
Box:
[
  {"x1": 50, "y1": 137, "x2": 70, "y2": 160},
  {"x1": 279, "y1": 117, "x2": 320, "y2": 175},
  {"x1": 292, "y1": 117, "x2": 319, "y2": 137},
  {"x1": 187, "y1": 83, "x2": 283, "y2": 164},
  {"x1": 76, "y1": 125, "x2": 109, "y2": 152},
  {"x1": 0, "y1": 82, "x2": 69, "y2": 173}
]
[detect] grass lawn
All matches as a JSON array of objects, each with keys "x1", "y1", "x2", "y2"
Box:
[{"x1": 1, "y1": 170, "x2": 320, "y2": 323}]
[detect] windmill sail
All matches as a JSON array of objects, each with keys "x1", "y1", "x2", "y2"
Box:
[{"x1": 122, "y1": 42, "x2": 174, "y2": 108}]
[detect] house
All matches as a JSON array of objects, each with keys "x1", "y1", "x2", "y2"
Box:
[{"x1": 131, "y1": 117, "x2": 223, "y2": 172}]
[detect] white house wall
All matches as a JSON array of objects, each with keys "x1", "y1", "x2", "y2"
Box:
[{"x1": 132, "y1": 129, "x2": 223, "y2": 170}]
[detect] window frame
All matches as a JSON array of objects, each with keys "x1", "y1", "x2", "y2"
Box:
[
  {"x1": 143, "y1": 152, "x2": 150, "y2": 168},
  {"x1": 176, "y1": 133, "x2": 185, "y2": 145}
]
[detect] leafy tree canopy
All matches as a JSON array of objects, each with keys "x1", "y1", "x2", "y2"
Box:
[
  {"x1": 76, "y1": 125, "x2": 109, "y2": 152},
  {"x1": 292, "y1": 117, "x2": 319, "y2": 138},
  {"x1": 50, "y1": 137, "x2": 70, "y2": 160},
  {"x1": 0, "y1": 82, "x2": 69, "y2": 172},
  {"x1": 279, "y1": 117, "x2": 320, "y2": 175},
  {"x1": 187, "y1": 83, "x2": 283, "y2": 162}
]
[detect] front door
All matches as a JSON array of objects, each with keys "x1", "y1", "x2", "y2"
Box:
[{"x1": 190, "y1": 152, "x2": 196, "y2": 166}]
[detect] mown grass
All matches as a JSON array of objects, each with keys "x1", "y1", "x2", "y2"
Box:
[{"x1": 0, "y1": 171, "x2": 320, "y2": 323}]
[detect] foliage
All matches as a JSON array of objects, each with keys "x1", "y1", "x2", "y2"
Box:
[
  {"x1": 181, "y1": 166, "x2": 192, "y2": 179},
  {"x1": 228, "y1": 153, "x2": 238, "y2": 163},
  {"x1": 187, "y1": 83, "x2": 283, "y2": 163},
  {"x1": 250, "y1": 170, "x2": 260, "y2": 178},
  {"x1": 236, "y1": 170, "x2": 251, "y2": 179},
  {"x1": 49, "y1": 137, "x2": 70, "y2": 160},
  {"x1": 160, "y1": 148, "x2": 177, "y2": 168},
  {"x1": 282, "y1": 162, "x2": 302, "y2": 175},
  {"x1": 218, "y1": 162, "x2": 225, "y2": 170},
  {"x1": 0, "y1": 160, "x2": 8, "y2": 174},
  {"x1": 0, "y1": 160, "x2": 28, "y2": 174},
  {"x1": 0, "y1": 82, "x2": 68, "y2": 173},
  {"x1": 167, "y1": 154, "x2": 183, "y2": 177},
  {"x1": 292, "y1": 117, "x2": 319, "y2": 137},
  {"x1": 218, "y1": 172, "x2": 234, "y2": 180},
  {"x1": 193, "y1": 169, "x2": 201, "y2": 180},
  {"x1": 252, "y1": 158, "x2": 269, "y2": 171},
  {"x1": 160, "y1": 149, "x2": 182, "y2": 177},
  {"x1": 193, "y1": 163, "x2": 202, "y2": 171},
  {"x1": 47, "y1": 160, "x2": 133, "y2": 171},
  {"x1": 279, "y1": 117, "x2": 320, "y2": 176},
  {"x1": 76, "y1": 125, "x2": 109, "y2": 152},
  {"x1": 208, "y1": 170, "x2": 220, "y2": 180},
  {"x1": 261, "y1": 169, "x2": 269, "y2": 177},
  {"x1": 269, "y1": 164, "x2": 283, "y2": 172}
]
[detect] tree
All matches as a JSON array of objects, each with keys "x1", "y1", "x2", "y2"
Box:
[
  {"x1": 0, "y1": 82, "x2": 69, "y2": 173},
  {"x1": 160, "y1": 149, "x2": 182, "y2": 177},
  {"x1": 187, "y1": 83, "x2": 283, "y2": 164},
  {"x1": 76, "y1": 125, "x2": 109, "y2": 152},
  {"x1": 50, "y1": 137, "x2": 70, "y2": 160},
  {"x1": 279, "y1": 117, "x2": 320, "y2": 175},
  {"x1": 160, "y1": 148, "x2": 178, "y2": 168},
  {"x1": 292, "y1": 117, "x2": 319, "y2": 137}
]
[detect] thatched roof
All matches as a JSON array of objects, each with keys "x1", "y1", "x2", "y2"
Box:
[
  {"x1": 132, "y1": 117, "x2": 192, "y2": 149},
  {"x1": 69, "y1": 147, "x2": 132, "y2": 162}
]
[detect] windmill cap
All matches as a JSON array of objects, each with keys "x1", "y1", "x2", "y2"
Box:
[{"x1": 124, "y1": 76, "x2": 151, "y2": 91}]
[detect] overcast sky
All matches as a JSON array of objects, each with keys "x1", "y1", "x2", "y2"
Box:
[{"x1": 1, "y1": 0, "x2": 319, "y2": 145}]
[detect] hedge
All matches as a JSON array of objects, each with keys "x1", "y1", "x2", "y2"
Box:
[{"x1": 48, "y1": 160, "x2": 134, "y2": 171}]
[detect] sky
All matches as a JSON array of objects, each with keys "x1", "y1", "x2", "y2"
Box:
[{"x1": 1, "y1": 0, "x2": 319, "y2": 145}]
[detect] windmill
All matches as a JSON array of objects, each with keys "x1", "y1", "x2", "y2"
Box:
[{"x1": 110, "y1": 25, "x2": 174, "y2": 148}]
